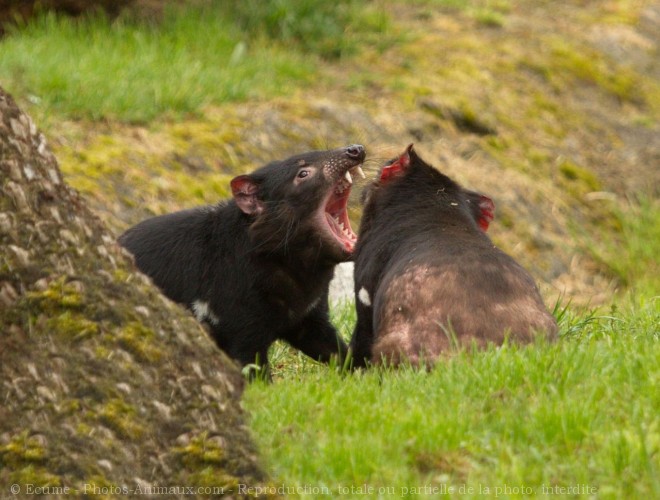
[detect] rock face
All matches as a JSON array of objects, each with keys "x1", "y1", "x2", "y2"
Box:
[{"x1": 0, "y1": 88, "x2": 264, "y2": 492}]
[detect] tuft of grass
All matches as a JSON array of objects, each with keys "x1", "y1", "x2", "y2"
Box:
[
  {"x1": 558, "y1": 160, "x2": 601, "y2": 191},
  {"x1": 225, "y1": 0, "x2": 390, "y2": 60},
  {"x1": 470, "y1": 7, "x2": 507, "y2": 28},
  {"x1": 405, "y1": 0, "x2": 511, "y2": 26},
  {"x1": 582, "y1": 196, "x2": 660, "y2": 295},
  {"x1": 244, "y1": 298, "x2": 659, "y2": 499}
]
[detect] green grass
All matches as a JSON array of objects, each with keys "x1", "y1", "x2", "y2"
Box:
[
  {"x1": 582, "y1": 196, "x2": 660, "y2": 296},
  {"x1": 0, "y1": 6, "x2": 310, "y2": 123},
  {"x1": 227, "y1": 0, "x2": 390, "y2": 59},
  {"x1": 0, "y1": 1, "x2": 389, "y2": 123},
  {"x1": 244, "y1": 296, "x2": 659, "y2": 498}
]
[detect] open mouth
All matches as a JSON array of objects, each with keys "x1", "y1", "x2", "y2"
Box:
[{"x1": 323, "y1": 166, "x2": 364, "y2": 253}]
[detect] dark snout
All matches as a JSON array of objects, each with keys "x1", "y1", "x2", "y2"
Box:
[{"x1": 345, "y1": 144, "x2": 366, "y2": 161}]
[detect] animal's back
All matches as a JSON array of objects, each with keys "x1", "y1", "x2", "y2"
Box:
[
  {"x1": 118, "y1": 207, "x2": 215, "y2": 305},
  {"x1": 371, "y1": 232, "x2": 557, "y2": 365}
]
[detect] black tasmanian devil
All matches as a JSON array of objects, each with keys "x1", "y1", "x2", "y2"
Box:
[
  {"x1": 349, "y1": 144, "x2": 557, "y2": 367},
  {"x1": 119, "y1": 145, "x2": 366, "y2": 372}
]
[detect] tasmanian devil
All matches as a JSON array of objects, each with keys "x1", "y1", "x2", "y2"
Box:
[
  {"x1": 119, "y1": 145, "x2": 366, "y2": 372},
  {"x1": 349, "y1": 144, "x2": 557, "y2": 367}
]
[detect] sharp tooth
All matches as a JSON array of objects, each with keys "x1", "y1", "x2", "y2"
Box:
[
  {"x1": 344, "y1": 171, "x2": 353, "y2": 184},
  {"x1": 351, "y1": 166, "x2": 366, "y2": 179}
]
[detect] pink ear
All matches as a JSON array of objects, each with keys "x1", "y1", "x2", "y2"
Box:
[
  {"x1": 380, "y1": 144, "x2": 414, "y2": 182},
  {"x1": 477, "y1": 195, "x2": 495, "y2": 231},
  {"x1": 230, "y1": 175, "x2": 263, "y2": 215}
]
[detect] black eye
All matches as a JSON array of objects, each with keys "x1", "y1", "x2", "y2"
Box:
[{"x1": 297, "y1": 170, "x2": 309, "y2": 179}]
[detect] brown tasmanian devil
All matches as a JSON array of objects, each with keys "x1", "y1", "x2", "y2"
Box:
[{"x1": 349, "y1": 144, "x2": 557, "y2": 367}]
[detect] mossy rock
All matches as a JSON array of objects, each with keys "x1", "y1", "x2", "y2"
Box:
[{"x1": 0, "y1": 87, "x2": 265, "y2": 493}]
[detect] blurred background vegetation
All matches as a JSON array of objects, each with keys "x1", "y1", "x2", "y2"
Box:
[
  {"x1": 0, "y1": 0, "x2": 657, "y2": 301},
  {"x1": 1, "y1": 1, "x2": 658, "y2": 496},
  {"x1": 0, "y1": 0, "x2": 390, "y2": 121}
]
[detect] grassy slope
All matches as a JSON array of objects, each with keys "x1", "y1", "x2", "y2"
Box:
[{"x1": 1, "y1": 0, "x2": 659, "y2": 497}]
